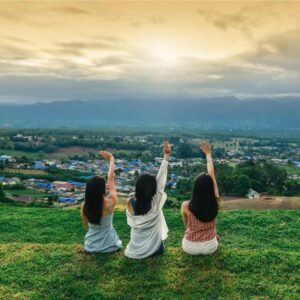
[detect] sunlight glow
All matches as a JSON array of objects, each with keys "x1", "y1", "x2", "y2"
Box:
[{"x1": 148, "y1": 42, "x2": 180, "y2": 64}]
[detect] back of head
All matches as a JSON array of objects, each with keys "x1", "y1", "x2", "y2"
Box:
[
  {"x1": 189, "y1": 173, "x2": 218, "y2": 222},
  {"x1": 84, "y1": 176, "x2": 106, "y2": 224},
  {"x1": 135, "y1": 173, "x2": 157, "y2": 215}
]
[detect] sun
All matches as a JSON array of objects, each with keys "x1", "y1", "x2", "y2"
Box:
[{"x1": 148, "y1": 42, "x2": 179, "y2": 64}]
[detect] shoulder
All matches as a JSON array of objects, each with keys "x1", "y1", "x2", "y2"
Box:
[
  {"x1": 126, "y1": 197, "x2": 134, "y2": 214},
  {"x1": 126, "y1": 197, "x2": 133, "y2": 206},
  {"x1": 181, "y1": 201, "x2": 190, "y2": 212}
]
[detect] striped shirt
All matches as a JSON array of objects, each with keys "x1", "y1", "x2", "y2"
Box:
[{"x1": 183, "y1": 201, "x2": 217, "y2": 242}]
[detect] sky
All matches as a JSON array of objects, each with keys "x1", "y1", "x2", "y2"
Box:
[{"x1": 0, "y1": 1, "x2": 300, "y2": 103}]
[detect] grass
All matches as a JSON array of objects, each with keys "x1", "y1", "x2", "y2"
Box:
[
  {"x1": 0, "y1": 205, "x2": 299, "y2": 300},
  {"x1": 280, "y1": 164, "x2": 300, "y2": 177}
]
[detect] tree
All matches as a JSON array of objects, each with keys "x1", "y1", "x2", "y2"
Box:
[
  {"x1": 283, "y1": 180, "x2": 300, "y2": 196},
  {"x1": 0, "y1": 183, "x2": 6, "y2": 202},
  {"x1": 176, "y1": 178, "x2": 193, "y2": 195},
  {"x1": 47, "y1": 195, "x2": 58, "y2": 206},
  {"x1": 221, "y1": 175, "x2": 235, "y2": 195},
  {"x1": 235, "y1": 175, "x2": 251, "y2": 196},
  {"x1": 177, "y1": 143, "x2": 194, "y2": 159}
]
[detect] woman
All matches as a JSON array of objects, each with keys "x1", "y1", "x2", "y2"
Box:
[
  {"x1": 81, "y1": 151, "x2": 122, "y2": 253},
  {"x1": 181, "y1": 142, "x2": 220, "y2": 255},
  {"x1": 125, "y1": 141, "x2": 171, "y2": 259}
]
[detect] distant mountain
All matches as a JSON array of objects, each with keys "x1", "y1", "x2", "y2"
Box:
[{"x1": 0, "y1": 97, "x2": 299, "y2": 129}]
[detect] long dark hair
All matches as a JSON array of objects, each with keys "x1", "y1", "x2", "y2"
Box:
[
  {"x1": 84, "y1": 176, "x2": 106, "y2": 224},
  {"x1": 189, "y1": 173, "x2": 218, "y2": 222},
  {"x1": 135, "y1": 174, "x2": 157, "y2": 215}
]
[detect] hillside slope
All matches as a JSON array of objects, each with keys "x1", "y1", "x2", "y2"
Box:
[
  {"x1": 0, "y1": 205, "x2": 299, "y2": 299},
  {"x1": 0, "y1": 97, "x2": 300, "y2": 129}
]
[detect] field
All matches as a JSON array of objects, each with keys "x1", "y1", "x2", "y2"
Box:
[
  {"x1": 0, "y1": 205, "x2": 299, "y2": 300},
  {"x1": 48, "y1": 146, "x2": 97, "y2": 159},
  {"x1": 3, "y1": 189, "x2": 49, "y2": 199},
  {"x1": 280, "y1": 164, "x2": 300, "y2": 177},
  {"x1": 3, "y1": 168, "x2": 47, "y2": 175},
  {"x1": 221, "y1": 197, "x2": 300, "y2": 210}
]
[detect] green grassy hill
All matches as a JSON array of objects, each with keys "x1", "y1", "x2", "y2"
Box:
[{"x1": 0, "y1": 205, "x2": 299, "y2": 300}]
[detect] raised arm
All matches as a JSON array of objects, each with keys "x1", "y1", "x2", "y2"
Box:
[
  {"x1": 156, "y1": 141, "x2": 171, "y2": 193},
  {"x1": 98, "y1": 151, "x2": 117, "y2": 208},
  {"x1": 200, "y1": 143, "x2": 220, "y2": 199}
]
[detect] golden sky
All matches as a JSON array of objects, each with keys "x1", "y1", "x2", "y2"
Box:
[{"x1": 0, "y1": 1, "x2": 300, "y2": 102}]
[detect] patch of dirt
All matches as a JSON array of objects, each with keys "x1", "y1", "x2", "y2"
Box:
[
  {"x1": 49, "y1": 146, "x2": 97, "y2": 157},
  {"x1": 221, "y1": 197, "x2": 300, "y2": 210}
]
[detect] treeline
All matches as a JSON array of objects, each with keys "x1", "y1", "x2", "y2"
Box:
[
  {"x1": 0, "y1": 167, "x2": 88, "y2": 183},
  {"x1": 172, "y1": 160, "x2": 300, "y2": 200}
]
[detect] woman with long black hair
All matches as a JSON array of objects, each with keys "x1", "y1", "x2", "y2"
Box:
[
  {"x1": 81, "y1": 151, "x2": 122, "y2": 253},
  {"x1": 181, "y1": 143, "x2": 220, "y2": 255},
  {"x1": 125, "y1": 142, "x2": 171, "y2": 259}
]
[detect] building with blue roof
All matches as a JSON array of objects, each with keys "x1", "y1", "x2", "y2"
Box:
[
  {"x1": 34, "y1": 182, "x2": 53, "y2": 189},
  {"x1": 128, "y1": 160, "x2": 140, "y2": 166},
  {"x1": 58, "y1": 197, "x2": 76, "y2": 203},
  {"x1": 33, "y1": 161, "x2": 47, "y2": 170},
  {"x1": 68, "y1": 180, "x2": 86, "y2": 188}
]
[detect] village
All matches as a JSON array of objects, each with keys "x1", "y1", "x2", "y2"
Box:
[
  {"x1": 1, "y1": 148, "x2": 299, "y2": 207},
  {"x1": 0, "y1": 154, "x2": 185, "y2": 206}
]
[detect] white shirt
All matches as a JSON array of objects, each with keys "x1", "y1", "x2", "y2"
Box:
[{"x1": 125, "y1": 159, "x2": 169, "y2": 259}]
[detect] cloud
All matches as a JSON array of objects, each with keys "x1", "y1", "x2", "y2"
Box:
[
  {"x1": 197, "y1": 9, "x2": 247, "y2": 31},
  {"x1": 52, "y1": 6, "x2": 91, "y2": 15},
  {"x1": 0, "y1": 11, "x2": 20, "y2": 22},
  {"x1": 147, "y1": 15, "x2": 168, "y2": 25},
  {"x1": 0, "y1": 42, "x2": 35, "y2": 60},
  {"x1": 196, "y1": 3, "x2": 281, "y2": 38},
  {"x1": 1, "y1": 35, "x2": 29, "y2": 44},
  {"x1": 238, "y1": 30, "x2": 300, "y2": 73},
  {"x1": 129, "y1": 14, "x2": 168, "y2": 28},
  {"x1": 0, "y1": 2, "x2": 299, "y2": 103},
  {"x1": 56, "y1": 36, "x2": 125, "y2": 52}
]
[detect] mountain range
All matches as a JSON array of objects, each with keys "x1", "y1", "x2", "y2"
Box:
[{"x1": 0, "y1": 97, "x2": 299, "y2": 129}]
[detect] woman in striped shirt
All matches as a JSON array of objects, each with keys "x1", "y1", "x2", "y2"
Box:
[{"x1": 181, "y1": 142, "x2": 220, "y2": 255}]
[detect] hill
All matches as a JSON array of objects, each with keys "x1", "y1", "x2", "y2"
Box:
[
  {"x1": 0, "y1": 205, "x2": 299, "y2": 299},
  {"x1": 0, "y1": 97, "x2": 300, "y2": 129}
]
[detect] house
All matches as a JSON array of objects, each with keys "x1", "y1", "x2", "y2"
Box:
[
  {"x1": 0, "y1": 155, "x2": 12, "y2": 161},
  {"x1": 34, "y1": 182, "x2": 53, "y2": 190},
  {"x1": 128, "y1": 160, "x2": 140, "y2": 166},
  {"x1": 246, "y1": 189, "x2": 260, "y2": 199},
  {"x1": 68, "y1": 180, "x2": 86, "y2": 190},
  {"x1": 166, "y1": 181, "x2": 176, "y2": 188},
  {"x1": 25, "y1": 178, "x2": 38, "y2": 187},
  {"x1": 0, "y1": 176, "x2": 6, "y2": 185},
  {"x1": 3, "y1": 177, "x2": 21, "y2": 186},
  {"x1": 33, "y1": 161, "x2": 47, "y2": 170},
  {"x1": 52, "y1": 181, "x2": 74, "y2": 191},
  {"x1": 291, "y1": 160, "x2": 300, "y2": 167},
  {"x1": 58, "y1": 197, "x2": 76, "y2": 203}
]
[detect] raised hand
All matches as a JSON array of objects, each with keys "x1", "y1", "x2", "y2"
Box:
[
  {"x1": 164, "y1": 141, "x2": 171, "y2": 155},
  {"x1": 200, "y1": 143, "x2": 211, "y2": 156},
  {"x1": 98, "y1": 151, "x2": 114, "y2": 161}
]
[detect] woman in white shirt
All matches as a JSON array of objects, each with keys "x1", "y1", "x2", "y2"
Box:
[{"x1": 125, "y1": 142, "x2": 171, "y2": 259}]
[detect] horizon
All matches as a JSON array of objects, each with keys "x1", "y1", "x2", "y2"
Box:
[
  {"x1": 1, "y1": 1, "x2": 300, "y2": 104},
  {"x1": 2, "y1": 95, "x2": 300, "y2": 106}
]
